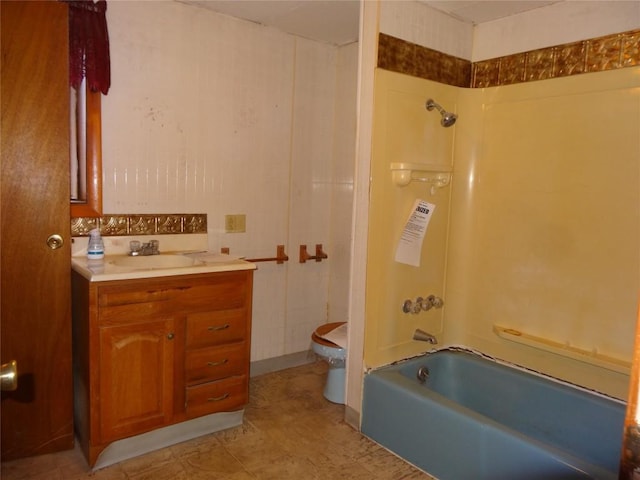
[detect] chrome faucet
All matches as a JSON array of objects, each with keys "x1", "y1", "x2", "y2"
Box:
[
  {"x1": 129, "y1": 239, "x2": 160, "y2": 256},
  {"x1": 413, "y1": 328, "x2": 438, "y2": 344}
]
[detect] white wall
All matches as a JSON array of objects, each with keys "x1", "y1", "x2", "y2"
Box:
[
  {"x1": 330, "y1": 43, "x2": 359, "y2": 324},
  {"x1": 473, "y1": 1, "x2": 640, "y2": 61},
  {"x1": 378, "y1": 0, "x2": 640, "y2": 62},
  {"x1": 379, "y1": 1, "x2": 473, "y2": 59},
  {"x1": 102, "y1": 1, "x2": 357, "y2": 362}
]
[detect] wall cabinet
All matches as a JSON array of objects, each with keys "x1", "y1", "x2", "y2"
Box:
[{"x1": 72, "y1": 270, "x2": 253, "y2": 466}]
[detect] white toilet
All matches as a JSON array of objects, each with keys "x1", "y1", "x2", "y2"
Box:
[{"x1": 311, "y1": 322, "x2": 347, "y2": 404}]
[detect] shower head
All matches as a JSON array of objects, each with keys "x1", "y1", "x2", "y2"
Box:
[{"x1": 426, "y1": 98, "x2": 457, "y2": 127}]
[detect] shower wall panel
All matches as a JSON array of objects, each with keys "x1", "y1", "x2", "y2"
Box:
[
  {"x1": 446, "y1": 67, "x2": 640, "y2": 399},
  {"x1": 364, "y1": 69, "x2": 457, "y2": 368}
]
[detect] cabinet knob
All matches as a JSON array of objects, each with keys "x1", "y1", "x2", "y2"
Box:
[{"x1": 167, "y1": 332, "x2": 175, "y2": 340}]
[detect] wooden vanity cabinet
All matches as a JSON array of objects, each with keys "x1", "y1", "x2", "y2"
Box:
[{"x1": 72, "y1": 269, "x2": 253, "y2": 466}]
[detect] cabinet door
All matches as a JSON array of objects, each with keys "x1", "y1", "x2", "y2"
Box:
[{"x1": 99, "y1": 319, "x2": 175, "y2": 443}]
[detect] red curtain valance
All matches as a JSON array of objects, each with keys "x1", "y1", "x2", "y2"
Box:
[{"x1": 68, "y1": 0, "x2": 110, "y2": 94}]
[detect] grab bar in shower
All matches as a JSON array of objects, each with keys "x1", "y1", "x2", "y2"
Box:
[{"x1": 493, "y1": 324, "x2": 630, "y2": 375}]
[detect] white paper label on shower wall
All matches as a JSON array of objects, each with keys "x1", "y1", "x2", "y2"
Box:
[{"x1": 394, "y1": 199, "x2": 436, "y2": 267}]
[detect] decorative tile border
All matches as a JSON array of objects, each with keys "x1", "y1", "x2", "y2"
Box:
[
  {"x1": 71, "y1": 214, "x2": 207, "y2": 236},
  {"x1": 378, "y1": 33, "x2": 471, "y2": 87},
  {"x1": 378, "y1": 29, "x2": 640, "y2": 88},
  {"x1": 473, "y1": 29, "x2": 640, "y2": 87}
]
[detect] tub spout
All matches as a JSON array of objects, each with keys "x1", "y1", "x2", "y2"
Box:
[{"x1": 413, "y1": 329, "x2": 438, "y2": 344}]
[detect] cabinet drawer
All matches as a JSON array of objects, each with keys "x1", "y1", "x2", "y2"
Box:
[
  {"x1": 185, "y1": 343, "x2": 247, "y2": 385},
  {"x1": 185, "y1": 376, "x2": 247, "y2": 419},
  {"x1": 186, "y1": 310, "x2": 247, "y2": 349},
  {"x1": 99, "y1": 272, "x2": 247, "y2": 308},
  {"x1": 98, "y1": 272, "x2": 250, "y2": 323}
]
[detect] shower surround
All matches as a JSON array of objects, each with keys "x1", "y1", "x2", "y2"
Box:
[{"x1": 364, "y1": 61, "x2": 639, "y2": 399}]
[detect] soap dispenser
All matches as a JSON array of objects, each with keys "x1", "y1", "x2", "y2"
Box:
[{"x1": 87, "y1": 229, "x2": 104, "y2": 260}]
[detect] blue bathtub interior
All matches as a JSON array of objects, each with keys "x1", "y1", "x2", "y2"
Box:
[{"x1": 361, "y1": 349, "x2": 625, "y2": 480}]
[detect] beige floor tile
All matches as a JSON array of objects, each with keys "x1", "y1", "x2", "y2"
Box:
[
  {"x1": 118, "y1": 447, "x2": 176, "y2": 477},
  {"x1": 127, "y1": 460, "x2": 189, "y2": 480},
  {"x1": 0, "y1": 361, "x2": 434, "y2": 480},
  {"x1": 1, "y1": 451, "x2": 65, "y2": 479},
  {"x1": 315, "y1": 460, "x2": 381, "y2": 480},
  {"x1": 358, "y1": 447, "x2": 429, "y2": 480},
  {"x1": 243, "y1": 453, "x2": 320, "y2": 480},
  {"x1": 179, "y1": 445, "x2": 247, "y2": 476},
  {"x1": 169, "y1": 432, "x2": 222, "y2": 459}
]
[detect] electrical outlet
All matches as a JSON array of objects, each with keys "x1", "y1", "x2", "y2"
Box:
[{"x1": 225, "y1": 214, "x2": 246, "y2": 233}]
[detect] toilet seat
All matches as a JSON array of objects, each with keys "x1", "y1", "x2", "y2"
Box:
[{"x1": 311, "y1": 322, "x2": 346, "y2": 348}]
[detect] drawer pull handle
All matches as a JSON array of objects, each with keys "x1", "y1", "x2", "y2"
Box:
[
  {"x1": 207, "y1": 393, "x2": 230, "y2": 402},
  {"x1": 207, "y1": 359, "x2": 228, "y2": 367},
  {"x1": 208, "y1": 324, "x2": 230, "y2": 331}
]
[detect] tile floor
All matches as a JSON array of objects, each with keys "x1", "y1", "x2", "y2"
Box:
[{"x1": 1, "y1": 361, "x2": 434, "y2": 479}]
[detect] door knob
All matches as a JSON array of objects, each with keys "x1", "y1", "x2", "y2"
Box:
[
  {"x1": 1, "y1": 360, "x2": 18, "y2": 391},
  {"x1": 46, "y1": 234, "x2": 64, "y2": 250}
]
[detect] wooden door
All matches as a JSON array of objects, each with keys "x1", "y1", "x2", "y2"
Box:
[
  {"x1": 1, "y1": 1, "x2": 74, "y2": 459},
  {"x1": 98, "y1": 319, "x2": 175, "y2": 443}
]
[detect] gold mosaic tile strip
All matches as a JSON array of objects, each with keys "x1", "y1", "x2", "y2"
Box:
[
  {"x1": 184, "y1": 214, "x2": 207, "y2": 233},
  {"x1": 471, "y1": 59, "x2": 500, "y2": 88},
  {"x1": 552, "y1": 42, "x2": 587, "y2": 78},
  {"x1": 622, "y1": 31, "x2": 640, "y2": 67},
  {"x1": 378, "y1": 33, "x2": 471, "y2": 87},
  {"x1": 472, "y1": 29, "x2": 640, "y2": 88},
  {"x1": 129, "y1": 215, "x2": 156, "y2": 235},
  {"x1": 71, "y1": 214, "x2": 207, "y2": 236},
  {"x1": 524, "y1": 48, "x2": 555, "y2": 82},
  {"x1": 378, "y1": 29, "x2": 640, "y2": 88},
  {"x1": 100, "y1": 215, "x2": 129, "y2": 236},
  {"x1": 157, "y1": 215, "x2": 183, "y2": 234},
  {"x1": 70, "y1": 217, "x2": 98, "y2": 236}
]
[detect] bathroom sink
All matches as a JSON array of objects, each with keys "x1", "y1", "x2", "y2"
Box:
[{"x1": 111, "y1": 254, "x2": 196, "y2": 269}]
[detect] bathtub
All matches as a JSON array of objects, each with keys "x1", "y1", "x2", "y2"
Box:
[{"x1": 361, "y1": 349, "x2": 625, "y2": 480}]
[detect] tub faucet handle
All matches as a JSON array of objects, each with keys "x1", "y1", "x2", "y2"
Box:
[
  {"x1": 414, "y1": 297, "x2": 425, "y2": 314},
  {"x1": 402, "y1": 299, "x2": 413, "y2": 314},
  {"x1": 426, "y1": 295, "x2": 444, "y2": 309},
  {"x1": 419, "y1": 297, "x2": 433, "y2": 311}
]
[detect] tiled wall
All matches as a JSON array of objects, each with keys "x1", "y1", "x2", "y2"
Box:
[
  {"x1": 377, "y1": 29, "x2": 640, "y2": 87},
  {"x1": 88, "y1": 2, "x2": 356, "y2": 363}
]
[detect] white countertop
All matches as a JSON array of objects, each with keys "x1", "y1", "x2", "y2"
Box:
[{"x1": 71, "y1": 252, "x2": 256, "y2": 282}]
